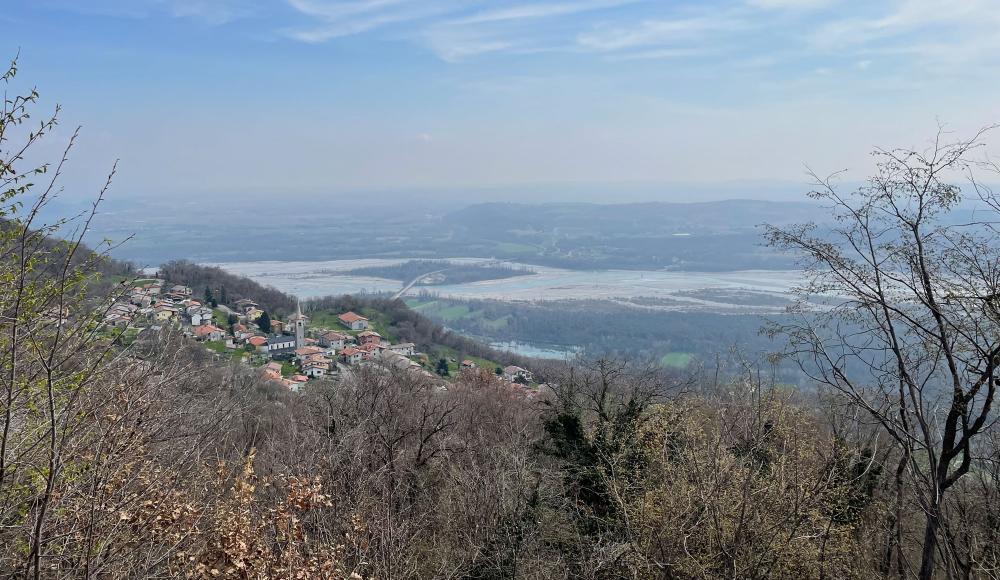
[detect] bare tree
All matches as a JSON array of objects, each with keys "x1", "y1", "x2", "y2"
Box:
[{"x1": 765, "y1": 126, "x2": 1000, "y2": 579}]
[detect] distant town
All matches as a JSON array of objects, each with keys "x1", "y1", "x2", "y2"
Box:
[{"x1": 103, "y1": 277, "x2": 535, "y2": 393}]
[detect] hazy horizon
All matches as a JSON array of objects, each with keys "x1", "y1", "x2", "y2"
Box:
[{"x1": 6, "y1": 0, "x2": 999, "y2": 205}]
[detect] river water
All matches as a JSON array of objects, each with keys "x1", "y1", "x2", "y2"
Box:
[{"x1": 211, "y1": 258, "x2": 804, "y2": 313}]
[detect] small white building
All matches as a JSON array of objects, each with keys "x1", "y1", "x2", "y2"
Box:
[
  {"x1": 267, "y1": 335, "x2": 296, "y2": 353},
  {"x1": 388, "y1": 343, "x2": 416, "y2": 356},
  {"x1": 338, "y1": 311, "x2": 369, "y2": 331},
  {"x1": 503, "y1": 366, "x2": 533, "y2": 384}
]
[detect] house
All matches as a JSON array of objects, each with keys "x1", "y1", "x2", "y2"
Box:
[
  {"x1": 303, "y1": 364, "x2": 327, "y2": 378},
  {"x1": 266, "y1": 334, "x2": 296, "y2": 354},
  {"x1": 234, "y1": 298, "x2": 259, "y2": 313},
  {"x1": 270, "y1": 319, "x2": 285, "y2": 334},
  {"x1": 338, "y1": 311, "x2": 369, "y2": 331},
  {"x1": 388, "y1": 343, "x2": 416, "y2": 356},
  {"x1": 231, "y1": 324, "x2": 254, "y2": 343},
  {"x1": 192, "y1": 324, "x2": 225, "y2": 341},
  {"x1": 294, "y1": 346, "x2": 325, "y2": 360},
  {"x1": 358, "y1": 342, "x2": 385, "y2": 357},
  {"x1": 170, "y1": 284, "x2": 192, "y2": 296},
  {"x1": 303, "y1": 353, "x2": 330, "y2": 365},
  {"x1": 357, "y1": 330, "x2": 382, "y2": 346},
  {"x1": 129, "y1": 293, "x2": 153, "y2": 307},
  {"x1": 461, "y1": 359, "x2": 476, "y2": 369},
  {"x1": 319, "y1": 331, "x2": 348, "y2": 350},
  {"x1": 245, "y1": 307, "x2": 264, "y2": 322},
  {"x1": 188, "y1": 306, "x2": 215, "y2": 326},
  {"x1": 248, "y1": 336, "x2": 269, "y2": 352},
  {"x1": 503, "y1": 365, "x2": 533, "y2": 384},
  {"x1": 340, "y1": 347, "x2": 364, "y2": 365},
  {"x1": 302, "y1": 357, "x2": 330, "y2": 378},
  {"x1": 104, "y1": 313, "x2": 131, "y2": 328},
  {"x1": 380, "y1": 351, "x2": 438, "y2": 379},
  {"x1": 262, "y1": 361, "x2": 284, "y2": 381},
  {"x1": 153, "y1": 306, "x2": 178, "y2": 322}
]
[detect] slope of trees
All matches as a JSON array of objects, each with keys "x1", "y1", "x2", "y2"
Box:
[{"x1": 159, "y1": 260, "x2": 297, "y2": 316}]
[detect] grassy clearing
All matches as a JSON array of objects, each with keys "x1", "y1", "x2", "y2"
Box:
[
  {"x1": 406, "y1": 299, "x2": 508, "y2": 330},
  {"x1": 660, "y1": 352, "x2": 694, "y2": 369},
  {"x1": 212, "y1": 308, "x2": 230, "y2": 327},
  {"x1": 309, "y1": 308, "x2": 396, "y2": 342},
  {"x1": 430, "y1": 346, "x2": 503, "y2": 376},
  {"x1": 437, "y1": 304, "x2": 471, "y2": 321},
  {"x1": 204, "y1": 340, "x2": 245, "y2": 362},
  {"x1": 405, "y1": 299, "x2": 436, "y2": 311}
]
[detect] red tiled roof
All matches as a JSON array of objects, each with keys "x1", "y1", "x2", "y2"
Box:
[
  {"x1": 192, "y1": 324, "x2": 223, "y2": 338},
  {"x1": 248, "y1": 336, "x2": 268, "y2": 347},
  {"x1": 338, "y1": 311, "x2": 367, "y2": 323}
]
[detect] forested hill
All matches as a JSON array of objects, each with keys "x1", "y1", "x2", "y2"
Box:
[{"x1": 0, "y1": 217, "x2": 136, "y2": 281}]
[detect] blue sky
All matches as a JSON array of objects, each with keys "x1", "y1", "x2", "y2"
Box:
[{"x1": 4, "y1": 0, "x2": 999, "y2": 201}]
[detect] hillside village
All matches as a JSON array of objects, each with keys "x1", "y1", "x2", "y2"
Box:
[{"x1": 103, "y1": 277, "x2": 536, "y2": 393}]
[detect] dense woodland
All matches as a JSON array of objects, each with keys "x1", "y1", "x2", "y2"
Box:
[
  {"x1": 408, "y1": 295, "x2": 782, "y2": 368},
  {"x1": 3, "y1": 61, "x2": 1000, "y2": 580}
]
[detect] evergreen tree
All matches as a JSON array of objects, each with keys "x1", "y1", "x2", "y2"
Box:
[
  {"x1": 257, "y1": 311, "x2": 271, "y2": 334},
  {"x1": 435, "y1": 358, "x2": 450, "y2": 377}
]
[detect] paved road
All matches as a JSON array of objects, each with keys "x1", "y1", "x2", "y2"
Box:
[
  {"x1": 390, "y1": 260, "x2": 511, "y2": 301},
  {"x1": 391, "y1": 269, "x2": 449, "y2": 300}
]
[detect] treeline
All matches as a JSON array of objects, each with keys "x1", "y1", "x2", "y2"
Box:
[
  {"x1": 416, "y1": 296, "x2": 782, "y2": 364},
  {"x1": 342, "y1": 260, "x2": 534, "y2": 285}
]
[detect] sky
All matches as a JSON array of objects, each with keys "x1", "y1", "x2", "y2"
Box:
[{"x1": 4, "y1": 0, "x2": 1000, "y2": 203}]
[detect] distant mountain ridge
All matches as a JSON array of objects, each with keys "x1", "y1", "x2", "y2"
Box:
[
  {"x1": 92, "y1": 198, "x2": 825, "y2": 268},
  {"x1": 445, "y1": 199, "x2": 824, "y2": 235}
]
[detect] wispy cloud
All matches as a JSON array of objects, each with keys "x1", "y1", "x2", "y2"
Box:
[
  {"x1": 806, "y1": 0, "x2": 1000, "y2": 74},
  {"x1": 283, "y1": 0, "x2": 454, "y2": 42},
  {"x1": 445, "y1": 0, "x2": 640, "y2": 26},
  {"x1": 39, "y1": 0, "x2": 254, "y2": 24},
  {"x1": 604, "y1": 47, "x2": 713, "y2": 61},
  {"x1": 160, "y1": 0, "x2": 255, "y2": 25},
  {"x1": 278, "y1": 0, "x2": 1000, "y2": 78},
  {"x1": 576, "y1": 16, "x2": 744, "y2": 51},
  {"x1": 746, "y1": 0, "x2": 835, "y2": 10}
]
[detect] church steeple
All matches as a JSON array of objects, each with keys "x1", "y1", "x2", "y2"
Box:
[{"x1": 293, "y1": 299, "x2": 308, "y2": 349}]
